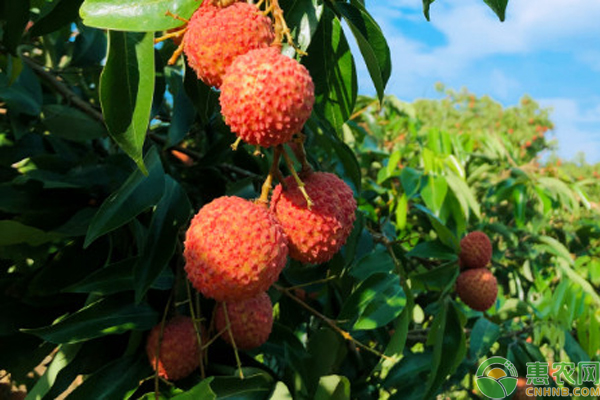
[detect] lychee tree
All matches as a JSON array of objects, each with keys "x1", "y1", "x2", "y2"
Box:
[{"x1": 1, "y1": 0, "x2": 599, "y2": 399}]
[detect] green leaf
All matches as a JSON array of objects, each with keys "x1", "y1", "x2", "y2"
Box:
[
  {"x1": 172, "y1": 378, "x2": 216, "y2": 400},
  {"x1": 80, "y1": 0, "x2": 199, "y2": 31},
  {"x1": 23, "y1": 294, "x2": 158, "y2": 343},
  {"x1": 268, "y1": 382, "x2": 293, "y2": 400},
  {"x1": 64, "y1": 257, "x2": 138, "y2": 295},
  {"x1": 0, "y1": 220, "x2": 60, "y2": 246},
  {"x1": 400, "y1": 167, "x2": 422, "y2": 198},
  {"x1": 334, "y1": 2, "x2": 391, "y2": 102},
  {"x1": 84, "y1": 147, "x2": 165, "y2": 248},
  {"x1": 424, "y1": 300, "x2": 466, "y2": 399},
  {"x1": 395, "y1": 193, "x2": 408, "y2": 230},
  {"x1": 469, "y1": 318, "x2": 500, "y2": 360},
  {"x1": 68, "y1": 355, "x2": 151, "y2": 400},
  {"x1": 421, "y1": 175, "x2": 448, "y2": 216},
  {"x1": 281, "y1": 0, "x2": 324, "y2": 55},
  {"x1": 25, "y1": 344, "x2": 82, "y2": 400},
  {"x1": 30, "y1": 0, "x2": 84, "y2": 36},
  {"x1": 339, "y1": 273, "x2": 406, "y2": 330},
  {"x1": 210, "y1": 370, "x2": 274, "y2": 399},
  {"x1": 304, "y1": 8, "x2": 357, "y2": 133},
  {"x1": 483, "y1": 0, "x2": 508, "y2": 22},
  {"x1": 1, "y1": 0, "x2": 30, "y2": 54},
  {"x1": 42, "y1": 104, "x2": 107, "y2": 142},
  {"x1": 350, "y1": 247, "x2": 395, "y2": 280},
  {"x1": 314, "y1": 375, "x2": 350, "y2": 400},
  {"x1": 183, "y1": 63, "x2": 218, "y2": 125},
  {"x1": 134, "y1": 176, "x2": 191, "y2": 302},
  {"x1": 496, "y1": 298, "x2": 531, "y2": 320},
  {"x1": 100, "y1": 31, "x2": 155, "y2": 172},
  {"x1": 413, "y1": 204, "x2": 460, "y2": 252},
  {"x1": 411, "y1": 263, "x2": 458, "y2": 292},
  {"x1": 406, "y1": 240, "x2": 457, "y2": 261},
  {"x1": 423, "y1": 0, "x2": 435, "y2": 21},
  {"x1": 445, "y1": 173, "x2": 481, "y2": 220}
]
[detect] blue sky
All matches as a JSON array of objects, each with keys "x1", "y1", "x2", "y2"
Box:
[{"x1": 354, "y1": 0, "x2": 600, "y2": 163}]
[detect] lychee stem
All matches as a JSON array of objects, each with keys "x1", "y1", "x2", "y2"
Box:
[
  {"x1": 222, "y1": 303, "x2": 245, "y2": 379},
  {"x1": 165, "y1": 10, "x2": 189, "y2": 23},
  {"x1": 261, "y1": 0, "x2": 306, "y2": 55},
  {"x1": 167, "y1": 41, "x2": 186, "y2": 66},
  {"x1": 281, "y1": 146, "x2": 313, "y2": 208},
  {"x1": 258, "y1": 146, "x2": 283, "y2": 204},
  {"x1": 274, "y1": 284, "x2": 392, "y2": 361},
  {"x1": 185, "y1": 280, "x2": 206, "y2": 379},
  {"x1": 291, "y1": 133, "x2": 313, "y2": 175},
  {"x1": 154, "y1": 29, "x2": 186, "y2": 44}
]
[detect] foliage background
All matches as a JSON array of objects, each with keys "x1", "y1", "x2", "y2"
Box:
[{"x1": 0, "y1": 0, "x2": 599, "y2": 399}]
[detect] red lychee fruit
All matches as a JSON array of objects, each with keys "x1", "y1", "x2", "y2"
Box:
[
  {"x1": 270, "y1": 172, "x2": 356, "y2": 264},
  {"x1": 459, "y1": 231, "x2": 492, "y2": 269},
  {"x1": 215, "y1": 292, "x2": 273, "y2": 350},
  {"x1": 183, "y1": 2, "x2": 274, "y2": 88},
  {"x1": 184, "y1": 196, "x2": 288, "y2": 302},
  {"x1": 513, "y1": 377, "x2": 535, "y2": 399},
  {"x1": 146, "y1": 316, "x2": 201, "y2": 380},
  {"x1": 456, "y1": 268, "x2": 498, "y2": 311},
  {"x1": 220, "y1": 47, "x2": 315, "y2": 147}
]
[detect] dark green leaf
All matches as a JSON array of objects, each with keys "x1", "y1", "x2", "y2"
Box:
[
  {"x1": 80, "y1": 0, "x2": 199, "y2": 31},
  {"x1": 411, "y1": 263, "x2": 458, "y2": 292},
  {"x1": 23, "y1": 294, "x2": 158, "y2": 343},
  {"x1": 64, "y1": 257, "x2": 138, "y2": 295},
  {"x1": 0, "y1": 220, "x2": 60, "y2": 246},
  {"x1": 424, "y1": 301, "x2": 466, "y2": 398},
  {"x1": 333, "y1": 2, "x2": 391, "y2": 102},
  {"x1": 172, "y1": 378, "x2": 216, "y2": 400},
  {"x1": 100, "y1": 31, "x2": 154, "y2": 172},
  {"x1": 423, "y1": 0, "x2": 435, "y2": 21},
  {"x1": 1, "y1": 0, "x2": 30, "y2": 54},
  {"x1": 0, "y1": 63, "x2": 43, "y2": 116},
  {"x1": 84, "y1": 147, "x2": 165, "y2": 248},
  {"x1": 30, "y1": 0, "x2": 84, "y2": 36},
  {"x1": 210, "y1": 370, "x2": 274, "y2": 399},
  {"x1": 469, "y1": 318, "x2": 500, "y2": 360},
  {"x1": 350, "y1": 247, "x2": 395, "y2": 280},
  {"x1": 183, "y1": 63, "x2": 218, "y2": 125},
  {"x1": 68, "y1": 355, "x2": 151, "y2": 400},
  {"x1": 483, "y1": 0, "x2": 508, "y2": 21},
  {"x1": 339, "y1": 273, "x2": 406, "y2": 330},
  {"x1": 304, "y1": 8, "x2": 357, "y2": 133},
  {"x1": 42, "y1": 104, "x2": 107, "y2": 142},
  {"x1": 26, "y1": 344, "x2": 82, "y2": 400},
  {"x1": 134, "y1": 176, "x2": 191, "y2": 302},
  {"x1": 413, "y1": 204, "x2": 460, "y2": 252},
  {"x1": 406, "y1": 240, "x2": 457, "y2": 261}
]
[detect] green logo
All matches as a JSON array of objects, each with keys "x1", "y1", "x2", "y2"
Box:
[{"x1": 476, "y1": 356, "x2": 519, "y2": 399}]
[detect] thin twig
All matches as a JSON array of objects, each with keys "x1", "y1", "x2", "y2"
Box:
[
  {"x1": 281, "y1": 145, "x2": 313, "y2": 208},
  {"x1": 274, "y1": 283, "x2": 392, "y2": 361},
  {"x1": 222, "y1": 303, "x2": 244, "y2": 379}
]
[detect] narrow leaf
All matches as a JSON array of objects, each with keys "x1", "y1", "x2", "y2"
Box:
[
  {"x1": 483, "y1": 0, "x2": 508, "y2": 22},
  {"x1": 100, "y1": 30, "x2": 155, "y2": 172}
]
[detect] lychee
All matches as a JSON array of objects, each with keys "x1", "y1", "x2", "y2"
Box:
[
  {"x1": 215, "y1": 292, "x2": 273, "y2": 350},
  {"x1": 513, "y1": 377, "x2": 535, "y2": 400},
  {"x1": 184, "y1": 196, "x2": 288, "y2": 302},
  {"x1": 270, "y1": 172, "x2": 356, "y2": 264},
  {"x1": 456, "y1": 268, "x2": 498, "y2": 311},
  {"x1": 459, "y1": 231, "x2": 492, "y2": 269},
  {"x1": 220, "y1": 47, "x2": 315, "y2": 147},
  {"x1": 146, "y1": 316, "x2": 201, "y2": 380},
  {"x1": 184, "y1": 2, "x2": 274, "y2": 87}
]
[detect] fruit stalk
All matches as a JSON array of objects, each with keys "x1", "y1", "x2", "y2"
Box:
[
  {"x1": 222, "y1": 303, "x2": 245, "y2": 379},
  {"x1": 258, "y1": 146, "x2": 283, "y2": 204},
  {"x1": 281, "y1": 146, "x2": 313, "y2": 208}
]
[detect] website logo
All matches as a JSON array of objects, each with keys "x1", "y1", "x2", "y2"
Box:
[{"x1": 476, "y1": 356, "x2": 519, "y2": 399}]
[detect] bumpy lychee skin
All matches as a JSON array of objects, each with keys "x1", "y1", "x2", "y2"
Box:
[
  {"x1": 146, "y1": 316, "x2": 200, "y2": 381},
  {"x1": 184, "y1": 2, "x2": 274, "y2": 88},
  {"x1": 215, "y1": 292, "x2": 273, "y2": 350},
  {"x1": 271, "y1": 172, "x2": 356, "y2": 264},
  {"x1": 459, "y1": 231, "x2": 492, "y2": 269},
  {"x1": 220, "y1": 47, "x2": 315, "y2": 147},
  {"x1": 456, "y1": 268, "x2": 498, "y2": 311},
  {"x1": 184, "y1": 196, "x2": 288, "y2": 302}
]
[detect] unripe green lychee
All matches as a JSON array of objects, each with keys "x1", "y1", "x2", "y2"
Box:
[
  {"x1": 184, "y1": 196, "x2": 288, "y2": 302},
  {"x1": 456, "y1": 268, "x2": 498, "y2": 311},
  {"x1": 146, "y1": 316, "x2": 200, "y2": 380},
  {"x1": 215, "y1": 292, "x2": 273, "y2": 350},
  {"x1": 270, "y1": 172, "x2": 356, "y2": 264},
  {"x1": 220, "y1": 47, "x2": 315, "y2": 147},
  {"x1": 184, "y1": 2, "x2": 274, "y2": 88},
  {"x1": 459, "y1": 231, "x2": 492, "y2": 269}
]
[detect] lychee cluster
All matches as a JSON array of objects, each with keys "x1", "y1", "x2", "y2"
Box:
[
  {"x1": 181, "y1": 1, "x2": 314, "y2": 148},
  {"x1": 455, "y1": 231, "x2": 498, "y2": 312}
]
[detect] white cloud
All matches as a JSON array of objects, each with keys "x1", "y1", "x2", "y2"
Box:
[{"x1": 348, "y1": 0, "x2": 600, "y2": 161}]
